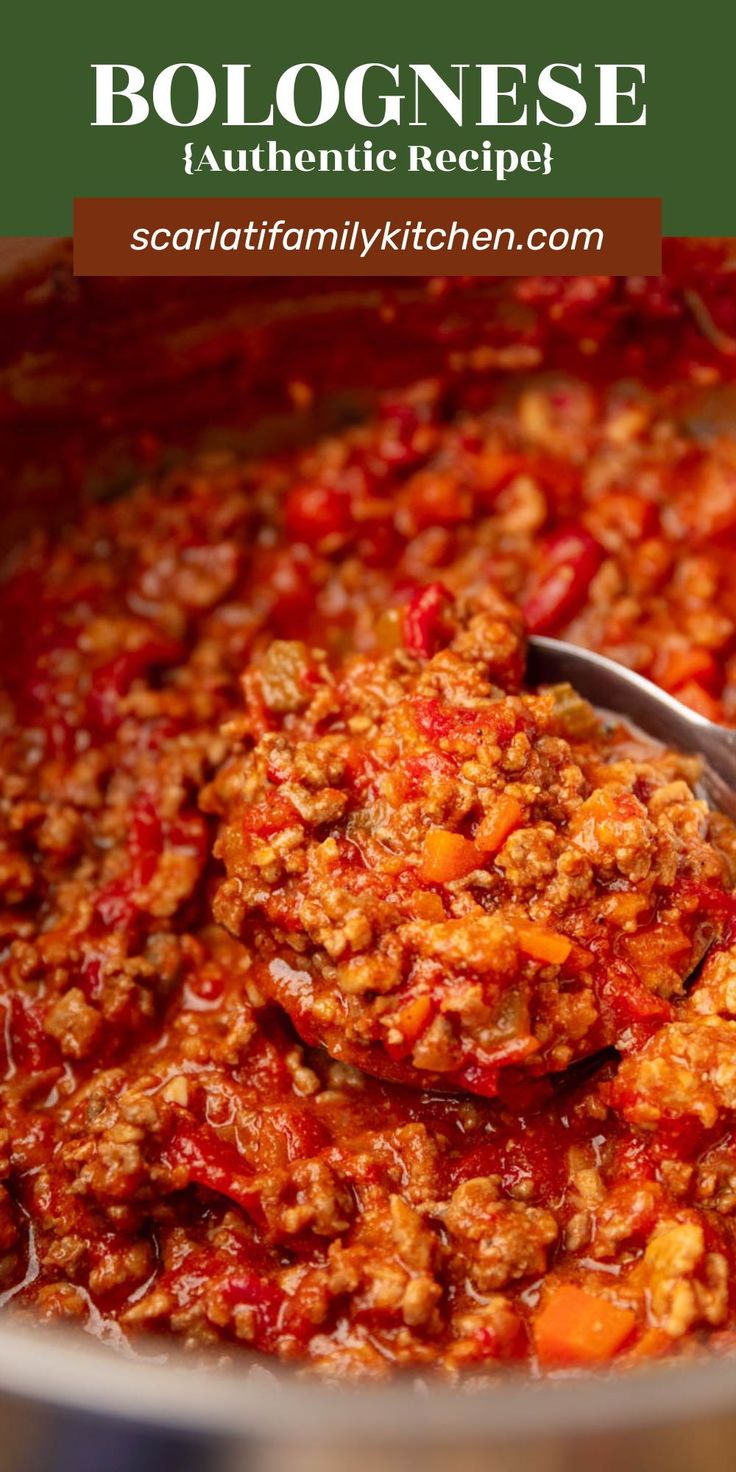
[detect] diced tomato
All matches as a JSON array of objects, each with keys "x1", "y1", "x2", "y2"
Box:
[
  {"x1": 457, "y1": 1036, "x2": 541, "y2": 1098},
  {"x1": 413, "y1": 696, "x2": 526, "y2": 748},
  {"x1": 493, "y1": 1073, "x2": 555, "y2": 1114},
  {"x1": 79, "y1": 955, "x2": 104, "y2": 1004},
  {"x1": 242, "y1": 1029, "x2": 293, "y2": 1096},
  {"x1": 6, "y1": 995, "x2": 60, "y2": 1076},
  {"x1": 128, "y1": 795, "x2": 164, "y2": 887},
  {"x1": 284, "y1": 483, "x2": 353, "y2": 546},
  {"x1": 445, "y1": 1138, "x2": 505, "y2": 1190},
  {"x1": 448, "y1": 1122, "x2": 566, "y2": 1201},
  {"x1": 376, "y1": 396, "x2": 435, "y2": 469},
  {"x1": 355, "y1": 519, "x2": 402, "y2": 570},
  {"x1": 91, "y1": 876, "x2": 139, "y2": 936},
  {"x1": 241, "y1": 795, "x2": 301, "y2": 837},
  {"x1": 678, "y1": 879, "x2": 736, "y2": 945},
  {"x1": 523, "y1": 545, "x2": 592, "y2": 630},
  {"x1": 162, "y1": 1118, "x2": 264, "y2": 1224},
  {"x1": 598, "y1": 960, "x2": 673, "y2": 1048},
  {"x1": 222, "y1": 1269, "x2": 285, "y2": 1349},
  {"x1": 260, "y1": 1107, "x2": 330, "y2": 1165},
  {"x1": 258, "y1": 546, "x2": 317, "y2": 639},
  {"x1": 127, "y1": 796, "x2": 208, "y2": 890},
  {"x1": 527, "y1": 455, "x2": 582, "y2": 517},
  {"x1": 390, "y1": 750, "x2": 457, "y2": 803},
  {"x1": 403, "y1": 582, "x2": 453, "y2": 658},
  {"x1": 522, "y1": 524, "x2": 604, "y2": 634},
  {"x1": 405, "y1": 471, "x2": 471, "y2": 530},
  {"x1": 87, "y1": 635, "x2": 182, "y2": 734}
]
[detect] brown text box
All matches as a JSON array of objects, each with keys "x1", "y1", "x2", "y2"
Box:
[{"x1": 74, "y1": 197, "x2": 661, "y2": 277}]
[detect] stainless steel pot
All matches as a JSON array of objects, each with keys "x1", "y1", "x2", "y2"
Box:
[
  {"x1": 1, "y1": 240, "x2": 735, "y2": 1472},
  {"x1": 1, "y1": 1319, "x2": 736, "y2": 1472}
]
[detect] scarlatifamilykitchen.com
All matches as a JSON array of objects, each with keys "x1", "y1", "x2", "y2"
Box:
[{"x1": 127, "y1": 213, "x2": 605, "y2": 258}]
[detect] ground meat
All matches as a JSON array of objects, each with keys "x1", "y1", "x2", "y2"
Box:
[
  {"x1": 207, "y1": 600, "x2": 733, "y2": 1095},
  {"x1": 611, "y1": 1018, "x2": 736, "y2": 1132},
  {"x1": 443, "y1": 1177, "x2": 559, "y2": 1291}
]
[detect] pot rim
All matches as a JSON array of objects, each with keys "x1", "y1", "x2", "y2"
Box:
[{"x1": 0, "y1": 1322, "x2": 733, "y2": 1442}]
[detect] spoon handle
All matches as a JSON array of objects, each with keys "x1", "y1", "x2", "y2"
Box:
[{"x1": 528, "y1": 636, "x2": 736, "y2": 821}]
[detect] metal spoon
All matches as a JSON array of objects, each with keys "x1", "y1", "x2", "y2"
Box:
[{"x1": 528, "y1": 635, "x2": 736, "y2": 821}]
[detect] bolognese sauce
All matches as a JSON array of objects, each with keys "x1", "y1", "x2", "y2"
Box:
[
  {"x1": 208, "y1": 597, "x2": 732, "y2": 1096},
  {"x1": 3, "y1": 268, "x2": 736, "y2": 1377}
]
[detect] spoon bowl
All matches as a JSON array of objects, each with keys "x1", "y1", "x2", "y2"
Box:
[{"x1": 528, "y1": 635, "x2": 736, "y2": 820}]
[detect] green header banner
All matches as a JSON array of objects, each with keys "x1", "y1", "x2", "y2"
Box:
[{"x1": 4, "y1": 0, "x2": 733, "y2": 236}]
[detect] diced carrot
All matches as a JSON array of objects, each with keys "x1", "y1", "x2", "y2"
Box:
[
  {"x1": 598, "y1": 891, "x2": 649, "y2": 926},
  {"x1": 475, "y1": 795, "x2": 524, "y2": 854},
  {"x1": 570, "y1": 786, "x2": 642, "y2": 850},
  {"x1": 657, "y1": 646, "x2": 717, "y2": 692},
  {"x1": 534, "y1": 1284, "x2": 636, "y2": 1367},
  {"x1": 393, "y1": 993, "x2": 435, "y2": 1045},
  {"x1": 420, "y1": 828, "x2": 480, "y2": 884},
  {"x1": 409, "y1": 889, "x2": 447, "y2": 922},
  {"x1": 515, "y1": 923, "x2": 572, "y2": 966},
  {"x1": 622, "y1": 920, "x2": 690, "y2": 977}
]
